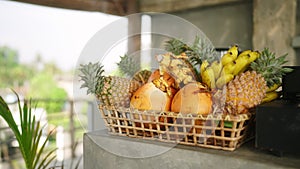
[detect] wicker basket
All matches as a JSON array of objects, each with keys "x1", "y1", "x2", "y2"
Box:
[{"x1": 98, "y1": 105, "x2": 255, "y2": 151}]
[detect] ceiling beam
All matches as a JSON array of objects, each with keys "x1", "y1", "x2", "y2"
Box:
[
  {"x1": 12, "y1": 0, "x2": 128, "y2": 15},
  {"x1": 140, "y1": 0, "x2": 246, "y2": 13},
  {"x1": 12, "y1": 0, "x2": 246, "y2": 15}
]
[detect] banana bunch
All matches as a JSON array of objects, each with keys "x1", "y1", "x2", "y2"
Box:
[
  {"x1": 200, "y1": 60, "x2": 214, "y2": 88},
  {"x1": 262, "y1": 83, "x2": 281, "y2": 103},
  {"x1": 201, "y1": 45, "x2": 261, "y2": 89}
]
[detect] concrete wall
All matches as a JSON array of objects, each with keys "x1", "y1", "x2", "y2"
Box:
[
  {"x1": 253, "y1": 0, "x2": 297, "y2": 65},
  {"x1": 172, "y1": 1, "x2": 253, "y2": 50},
  {"x1": 150, "y1": 1, "x2": 253, "y2": 51},
  {"x1": 150, "y1": 0, "x2": 299, "y2": 65}
]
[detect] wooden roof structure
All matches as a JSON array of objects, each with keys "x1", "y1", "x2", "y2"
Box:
[
  {"x1": 11, "y1": 0, "x2": 246, "y2": 56},
  {"x1": 12, "y1": 0, "x2": 243, "y2": 15}
]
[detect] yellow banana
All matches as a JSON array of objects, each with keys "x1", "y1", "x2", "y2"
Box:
[
  {"x1": 232, "y1": 55, "x2": 249, "y2": 75},
  {"x1": 216, "y1": 74, "x2": 234, "y2": 89},
  {"x1": 248, "y1": 51, "x2": 260, "y2": 63},
  {"x1": 221, "y1": 45, "x2": 239, "y2": 66},
  {"x1": 238, "y1": 49, "x2": 252, "y2": 56},
  {"x1": 266, "y1": 83, "x2": 281, "y2": 92},
  {"x1": 262, "y1": 91, "x2": 279, "y2": 103},
  {"x1": 210, "y1": 60, "x2": 223, "y2": 79},
  {"x1": 227, "y1": 45, "x2": 239, "y2": 58},
  {"x1": 221, "y1": 53, "x2": 234, "y2": 66},
  {"x1": 221, "y1": 61, "x2": 236, "y2": 75},
  {"x1": 201, "y1": 67, "x2": 216, "y2": 89},
  {"x1": 200, "y1": 60, "x2": 209, "y2": 74}
]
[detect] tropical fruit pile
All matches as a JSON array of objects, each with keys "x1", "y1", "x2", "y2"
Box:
[
  {"x1": 79, "y1": 37, "x2": 293, "y2": 117},
  {"x1": 199, "y1": 46, "x2": 293, "y2": 114}
]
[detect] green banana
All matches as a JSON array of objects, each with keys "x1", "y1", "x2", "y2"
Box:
[
  {"x1": 262, "y1": 91, "x2": 279, "y2": 103},
  {"x1": 221, "y1": 45, "x2": 239, "y2": 66},
  {"x1": 210, "y1": 60, "x2": 223, "y2": 79},
  {"x1": 201, "y1": 67, "x2": 216, "y2": 89},
  {"x1": 232, "y1": 54, "x2": 249, "y2": 75},
  {"x1": 216, "y1": 74, "x2": 234, "y2": 89}
]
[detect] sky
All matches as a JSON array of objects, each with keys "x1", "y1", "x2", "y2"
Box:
[{"x1": 0, "y1": 0, "x2": 121, "y2": 71}]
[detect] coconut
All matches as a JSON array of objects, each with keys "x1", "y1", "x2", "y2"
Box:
[
  {"x1": 130, "y1": 82, "x2": 173, "y2": 111},
  {"x1": 171, "y1": 82, "x2": 212, "y2": 115},
  {"x1": 130, "y1": 69, "x2": 178, "y2": 129},
  {"x1": 170, "y1": 82, "x2": 213, "y2": 134},
  {"x1": 130, "y1": 82, "x2": 176, "y2": 129}
]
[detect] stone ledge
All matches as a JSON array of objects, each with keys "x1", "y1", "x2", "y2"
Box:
[{"x1": 84, "y1": 130, "x2": 300, "y2": 169}]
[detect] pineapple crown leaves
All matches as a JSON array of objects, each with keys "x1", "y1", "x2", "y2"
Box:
[
  {"x1": 187, "y1": 36, "x2": 219, "y2": 65},
  {"x1": 164, "y1": 36, "x2": 219, "y2": 81},
  {"x1": 117, "y1": 54, "x2": 140, "y2": 77},
  {"x1": 250, "y1": 48, "x2": 293, "y2": 87},
  {"x1": 79, "y1": 62, "x2": 106, "y2": 96},
  {"x1": 164, "y1": 38, "x2": 189, "y2": 55},
  {"x1": 164, "y1": 36, "x2": 219, "y2": 67}
]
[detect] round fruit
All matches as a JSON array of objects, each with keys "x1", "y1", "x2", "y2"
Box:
[
  {"x1": 130, "y1": 82, "x2": 176, "y2": 129},
  {"x1": 131, "y1": 69, "x2": 178, "y2": 129},
  {"x1": 130, "y1": 82, "x2": 174, "y2": 111},
  {"x1": 171, "y1": 82, "x2": 212, "y2": 115}
]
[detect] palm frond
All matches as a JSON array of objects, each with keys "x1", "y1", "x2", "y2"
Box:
[
  {"x1": 0, "y1": 93, "x2": 21, "y2": 138},
  {"x1": 38, "y1": 148, "x2": 57, "y2": 169},
  {"x1": 0, "y1": 90, "x2": 57, "y2": 169}
]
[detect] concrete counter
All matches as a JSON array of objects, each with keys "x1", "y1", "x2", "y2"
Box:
[{"x1": 84, "y1": 130, "x2": 300, "y2": 169}]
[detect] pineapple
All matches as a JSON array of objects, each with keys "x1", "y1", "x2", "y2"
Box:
[
  {"x1": 250, "y1": 48, "x2": 293, "y2": 88},
  {"x1": 224, "y1": 71, "x2": 267, "y2": 114},
  {"x1": 79, "y1": 62, "x2": 131, "y2": 108},
  {"x1": 223, "y1": 48, "x2": 293, "y2": 114}
]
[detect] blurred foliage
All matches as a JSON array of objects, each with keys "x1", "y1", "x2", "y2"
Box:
[
  {"x1": 0, "y1": 46, "x2": 34, "y2": 87},
  {"x1": 27, "y1": 72, "x2": 68, "y2": 113},
  {"x1": 0, "y1": 46, "x2": 68, "y2": 113}
]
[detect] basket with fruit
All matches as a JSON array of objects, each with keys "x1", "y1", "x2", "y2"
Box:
[{"x1": 79, "y1": 37, "x2": 293, "y2": 151}]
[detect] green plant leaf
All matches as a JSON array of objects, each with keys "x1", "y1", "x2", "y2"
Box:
[
  {"x1": 0, "y1": 90, "x2": 57, "y2": 169},
  {"x1": 38, "y1": 148, "x2": 57, "y2": 169},
  {"x1": 0, "y1": 96, "x2": 20, "y2": 138}
]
